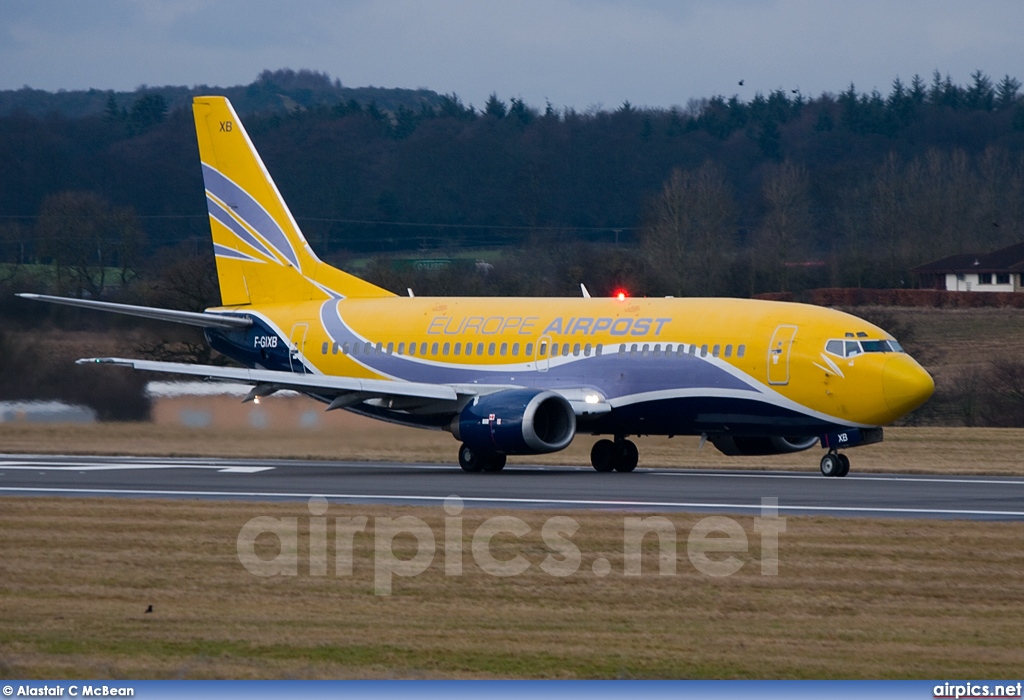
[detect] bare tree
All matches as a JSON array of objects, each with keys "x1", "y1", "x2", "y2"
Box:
[
  {"x1": 35, "y1": 191, "x2": 144, "y2": 298},
  {"x1": 754, "y1": 161, "x2": 812, "y2": 292},
  {"x1": 640, "y1": 163, "x2": 736, "y2": 296}
]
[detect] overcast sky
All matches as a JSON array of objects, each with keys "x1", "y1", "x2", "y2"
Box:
[{"x1": 2, "y1": 0, "x2": 1022, "y2": 110}]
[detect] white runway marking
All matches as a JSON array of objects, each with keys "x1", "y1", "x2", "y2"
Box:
[
  {"x1": 0, "y1": 461, "x2": 274, "y2": 473},
  {"x1": 649, "y1": 471, "x2": 1024, "y2": 486},
  {"x1": 2, "y1": 486, "x2": 1023, "y2": 518}
]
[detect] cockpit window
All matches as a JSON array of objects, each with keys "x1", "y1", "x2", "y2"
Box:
[{"x1": 826, "y1": 338, "x2": 905, "y2": 357}]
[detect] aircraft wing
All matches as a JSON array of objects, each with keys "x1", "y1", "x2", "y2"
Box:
[{"x1": 77, "y1": 357, "x2": 464, "y2": 410}]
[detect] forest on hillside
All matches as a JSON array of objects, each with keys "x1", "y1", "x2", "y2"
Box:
[{"x1": 2, "y1": 68, "x2": 1024, "y2": 305}]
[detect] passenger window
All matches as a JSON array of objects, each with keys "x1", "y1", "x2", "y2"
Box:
[
  {"x1": 453, "y1": 342, "x2": 461, "y2": 356},
  {"x1": 500, "y1": 342, "x2": 508, "y2": 356},
  {"x1": 573, "y1": 343, "x2": 581, "y2": 356},
  {"x1": 526, "y1": 342, "x2": 534, "y2": 356},
  {"x1": 322, "y1": 341, "x2": 329, "y2": 355},
  {"x1": 465, "y1": 342, "x2": 473, "y2": 356},
  {"x1": 678, "y1": 345, "x2": 686, "y2": 357},
  {"x1": 442, "y1": 342, "x2": 450, "y2": 356},
  {"x1": 688, "y1": 345, "x2": 696, "y2": 356},
  {"x1": 386, "y1": 342, "x2": 394, "y2": 355},
  {"x1": 477, "y1": 342, "x2": 484, "y2": 356},
  {"x1": 431, "y1": 342, "x2": 439, "y2": 355},
  {"x1": 595, "y1": 344, "x2": 603, "y2": 356},
  {"x1": 365, "y1": 343, "x2": 374, "y2": 356},
  {"x1": 353, "y1": 342, "x2": 362, "y2": 355},
  {"x1": 653, "y1": 344, "x2": 661, "y2": 356},
  {"x1": 737, "y1": 345, "x2": 745, "y2": 358},
  {"x1": 332, "y1": 342, "x2": 339, "y2": 355},
  {"x1": 826, "y1": 340, "x2": 844, "y2": 356},
  {"x1": 551, "y1": 343, "x2": 560, "y2": 357},
  {"x1": 374, "y1": 342, "x2": 383, "y2": 355},
  {"x1": 712, "y1": 344, "x2": 720, "y2": 357},
  {"x1": 512, "y1": 343, "x2": 520, "y2": 356},
  {"x1": 584, "y1": 343, "x2": 592, "y2": 357},
  {"x1": 724, "y1": 344, "x2": 732, "y2": 358},
  {"x1": 700, "y1": 344, "x2": 708, "y2": 357},
  {"x1": 630, "y1": 344, "x2": 638, "y2": 357},
  {"x1": 488, "y1": 343, "x2": 495, "y2": 356},
  {"x1": 407, "y1": 342, "x2": 415, "y2": 356},
  {"x1": 642, "y1": 344, "x2": 650, "y2": 357},
  {"x1": 342, "y1": 342, "x2": 350, "y2": 355},
  {"x1": 397, "y1": 342, "x2": 405, "y2": 355},
  {"x1": 618, "y1": 344, "x2": 626, "y2": 356},
  {"x1": 420, "y1": 342, "x2": 428, "y2": 356}
]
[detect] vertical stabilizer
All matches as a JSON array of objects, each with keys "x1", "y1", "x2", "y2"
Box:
[{"x1": 192, "y1": 96, "x2": 394, "y2": 305}]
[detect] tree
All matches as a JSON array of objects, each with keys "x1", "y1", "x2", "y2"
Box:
[
  {"x1": 640, "y1": 163, "x2": 736, "y2": 296},
  {"x1": 484, "y1": 93, "x2": 507, "y2": 119},
  {"x1": 996, "y1": 75, "x2": 1022, "y2": 109},
  {"x1": 754, "y1": 161, "x2": 813, "y2": 292},
  {"x1": 128, "y1": 93, "x2": 167, "y2": 134},
  {"x1": 35, "y1": 191, "x2": 144, "y2": 298}
]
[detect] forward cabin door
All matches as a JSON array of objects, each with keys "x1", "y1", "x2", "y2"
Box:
[{"x1": 767, "y1": 324, "x2": 798, "y2": 386}]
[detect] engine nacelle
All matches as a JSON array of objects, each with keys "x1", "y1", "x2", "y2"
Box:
[
  {"x1": 451, "y1": 389, "x2": 576, "y2": 455},
  {"x1": 710, "y1": 435, "x2": 819, "y2": 456}
]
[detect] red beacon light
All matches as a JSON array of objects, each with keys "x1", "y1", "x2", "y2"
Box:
[{"x1": 614, "y1": 289, "x2": 628, "y2": 301}]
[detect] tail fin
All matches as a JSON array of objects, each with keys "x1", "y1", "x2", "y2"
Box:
[{"x1": 192, "y1": 96, "x2": 393, "y2": 305}]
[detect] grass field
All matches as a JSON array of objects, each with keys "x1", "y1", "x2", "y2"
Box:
[
  {"x1": 1, "y1": 497, "x2": 1023, "y2": 679},
  {"x1": 3, "y1": 420, "x2": 1024, "y2": 475}
]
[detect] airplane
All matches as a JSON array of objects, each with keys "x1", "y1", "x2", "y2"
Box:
[{"x1": 19, "y1": 96, "x2": 935, "y2": 476}]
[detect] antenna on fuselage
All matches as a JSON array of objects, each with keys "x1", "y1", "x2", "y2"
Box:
[{"x1": 580, "y1": 283, "x2": 591, "y2": 299}]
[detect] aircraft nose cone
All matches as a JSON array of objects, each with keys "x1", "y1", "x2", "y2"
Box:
[{"x1": 882, "y1": 354, "x2": 934, "y2": 416}]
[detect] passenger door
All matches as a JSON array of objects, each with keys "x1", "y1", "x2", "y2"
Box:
[{"x1": 767, "y1": 324, "x2": 798, "y2": 385}]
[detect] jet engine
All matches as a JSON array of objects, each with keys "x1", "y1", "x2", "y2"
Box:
[
  {"x1": 709, "y1": 435, "x2": 819, "y2": 456},
  {"x1": 451, "y1": 389, "x2": 576, "y2": 455}
]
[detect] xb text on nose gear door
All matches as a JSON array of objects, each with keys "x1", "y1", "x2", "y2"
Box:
[
  {"x1": 289, "y1": 323, "x2": 309, "y2": 373},
  {"x1": 767, "y1": 324, "x2": 798, "y2": 385}
]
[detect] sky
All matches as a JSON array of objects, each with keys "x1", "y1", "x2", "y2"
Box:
[{"x1": 1, "y1": 0, "x2": 1022, "y2": 110}]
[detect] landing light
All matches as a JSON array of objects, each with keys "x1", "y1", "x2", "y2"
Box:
[
  {"x1": 584, "y1": 394, "x2": 600, "y2": 404},
  {"x1": 253, "y1": 396, "x2": 261, "y2": 405}
]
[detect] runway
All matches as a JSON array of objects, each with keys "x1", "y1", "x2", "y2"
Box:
[{"x1": 2, "y1": 454, "x2": 1023, "y2": 520}]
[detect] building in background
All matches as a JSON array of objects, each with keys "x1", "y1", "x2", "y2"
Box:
[{"x1": 913, "y1": 242, "x2": 1024, "y2": 292}]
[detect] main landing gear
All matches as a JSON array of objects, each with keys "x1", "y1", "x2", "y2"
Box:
[
  {"x1": 458, "y1": 443, "x2": 506, "y2": 473},
  {"x1": 819, "y1": 451, "x2": 850, "y2": 477},
  {"x1": 590, "y1": 436, "x2": 639, "y2": 472}
]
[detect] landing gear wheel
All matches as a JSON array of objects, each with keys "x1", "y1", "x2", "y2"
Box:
[
  {"x1": 458, "y1": 444, "x2": 483, "y2": 472},
  {"x1": 820, "y1": 453, "x2": 840, "y2": 477},
  {"x1": 591, "y1": 439, "x2": 616, "y2": 472},
  {"x1": 482, "y1": 453, "x2": 507, "y2": 473},
  {"x1": 836, "y1": 453, "x2": 850, "y2": 477},
  {"x1": 615, "y1": 439, "x2": 639, "y2": 472}
]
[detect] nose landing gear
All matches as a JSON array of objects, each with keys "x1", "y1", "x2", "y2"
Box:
[{"x1": 820, "y1": 451, "x2": 850, "y2": 477}]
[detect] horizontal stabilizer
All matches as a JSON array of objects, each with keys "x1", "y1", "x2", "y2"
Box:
[{"x1": 17, "y1": 293, "x2": 252, "y2": 329}]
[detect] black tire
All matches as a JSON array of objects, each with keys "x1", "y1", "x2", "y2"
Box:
[
  {"x1": 591, "y1": 439, "x2": 616, "y2": 472},
  {"x1": 820, "y1": 453, "x2": 839, "y2": 477},
  {"x1": 458, "y1": 444, "x2": 483, "y2": 472},
  {"x1": 615, "y1": 440, "x2": 639, "y2": 472},
  {"x1": 482, "y1": 453, "x2": 507, "y2": 472},
  {"x1": 836, "y1": 453, "x2": 851, "y2": 477}
]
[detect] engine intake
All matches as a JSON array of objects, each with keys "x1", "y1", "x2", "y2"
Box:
[
  {"x1": 710, "y1": 435, "x2": 819, "y2": 456},
  {"x1": 452, "y1": 389, "x2": 577, "y2": 455}
]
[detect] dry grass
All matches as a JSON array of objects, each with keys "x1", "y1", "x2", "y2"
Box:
[
  {"x1": 1, "y1": 497, "x2": 1022, "y2": 678},
  {"x1": 3, "y1": 421, "x2": 1024, "y2": 475}
]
